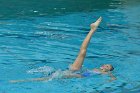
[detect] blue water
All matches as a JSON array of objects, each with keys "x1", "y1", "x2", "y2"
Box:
[{"x1": 0, "y1": 0, "x2": 140, "y2": 93}]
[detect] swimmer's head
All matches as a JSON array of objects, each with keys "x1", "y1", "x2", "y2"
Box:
[{"x1": 100, "y1": 64, "x2": 114, "y2": 72}]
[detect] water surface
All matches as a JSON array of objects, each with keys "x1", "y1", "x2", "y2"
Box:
[{"x1": 0, "y1": 0, "x2": 140, "y2": 93}]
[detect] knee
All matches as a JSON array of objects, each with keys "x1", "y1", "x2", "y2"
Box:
[{"x1": 80, "y1": 49, "x2": 86, "y2": 56}]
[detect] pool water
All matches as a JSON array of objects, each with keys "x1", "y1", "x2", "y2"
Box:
[{"x1": 0, "y1": 0, "x2": 140, "y2": 93}]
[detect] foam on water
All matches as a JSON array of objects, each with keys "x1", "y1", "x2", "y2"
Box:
[{"x1": 27, "y1": 66, "x2": 55, "y2": 75}]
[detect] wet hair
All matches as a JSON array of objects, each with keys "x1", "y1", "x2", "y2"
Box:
[{"x1": 109, "y1": 65, "x2": 114, "y2": 71}]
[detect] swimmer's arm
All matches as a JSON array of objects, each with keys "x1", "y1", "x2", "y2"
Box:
[
  {"x1": 108, "y1": 72, "x2": 117, "y2": 82},
  {"x1": 9, "y1": 77, "x2": 50, "y2": 83}
]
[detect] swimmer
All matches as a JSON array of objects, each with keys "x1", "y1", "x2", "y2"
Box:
[{"x1": 10, "y1": 17, "x2": 116, "y2": 83}]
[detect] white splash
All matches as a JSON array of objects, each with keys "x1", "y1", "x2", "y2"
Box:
[{"x1": 27, "y1": 66, "x2": 55, "y2": 76}]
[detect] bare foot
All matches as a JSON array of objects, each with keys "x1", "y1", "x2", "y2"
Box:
[{"x1": 90, "y1": 17, "x2": 102, "y2": 30}]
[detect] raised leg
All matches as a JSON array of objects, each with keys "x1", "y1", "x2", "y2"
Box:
[{"x1": 70, "y1": 17, "x2": 102, "y2": 71}]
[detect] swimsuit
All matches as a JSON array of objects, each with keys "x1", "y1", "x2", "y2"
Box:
[{"x1": 81, "y1": 70, "x2": 101, "y2": 77}]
